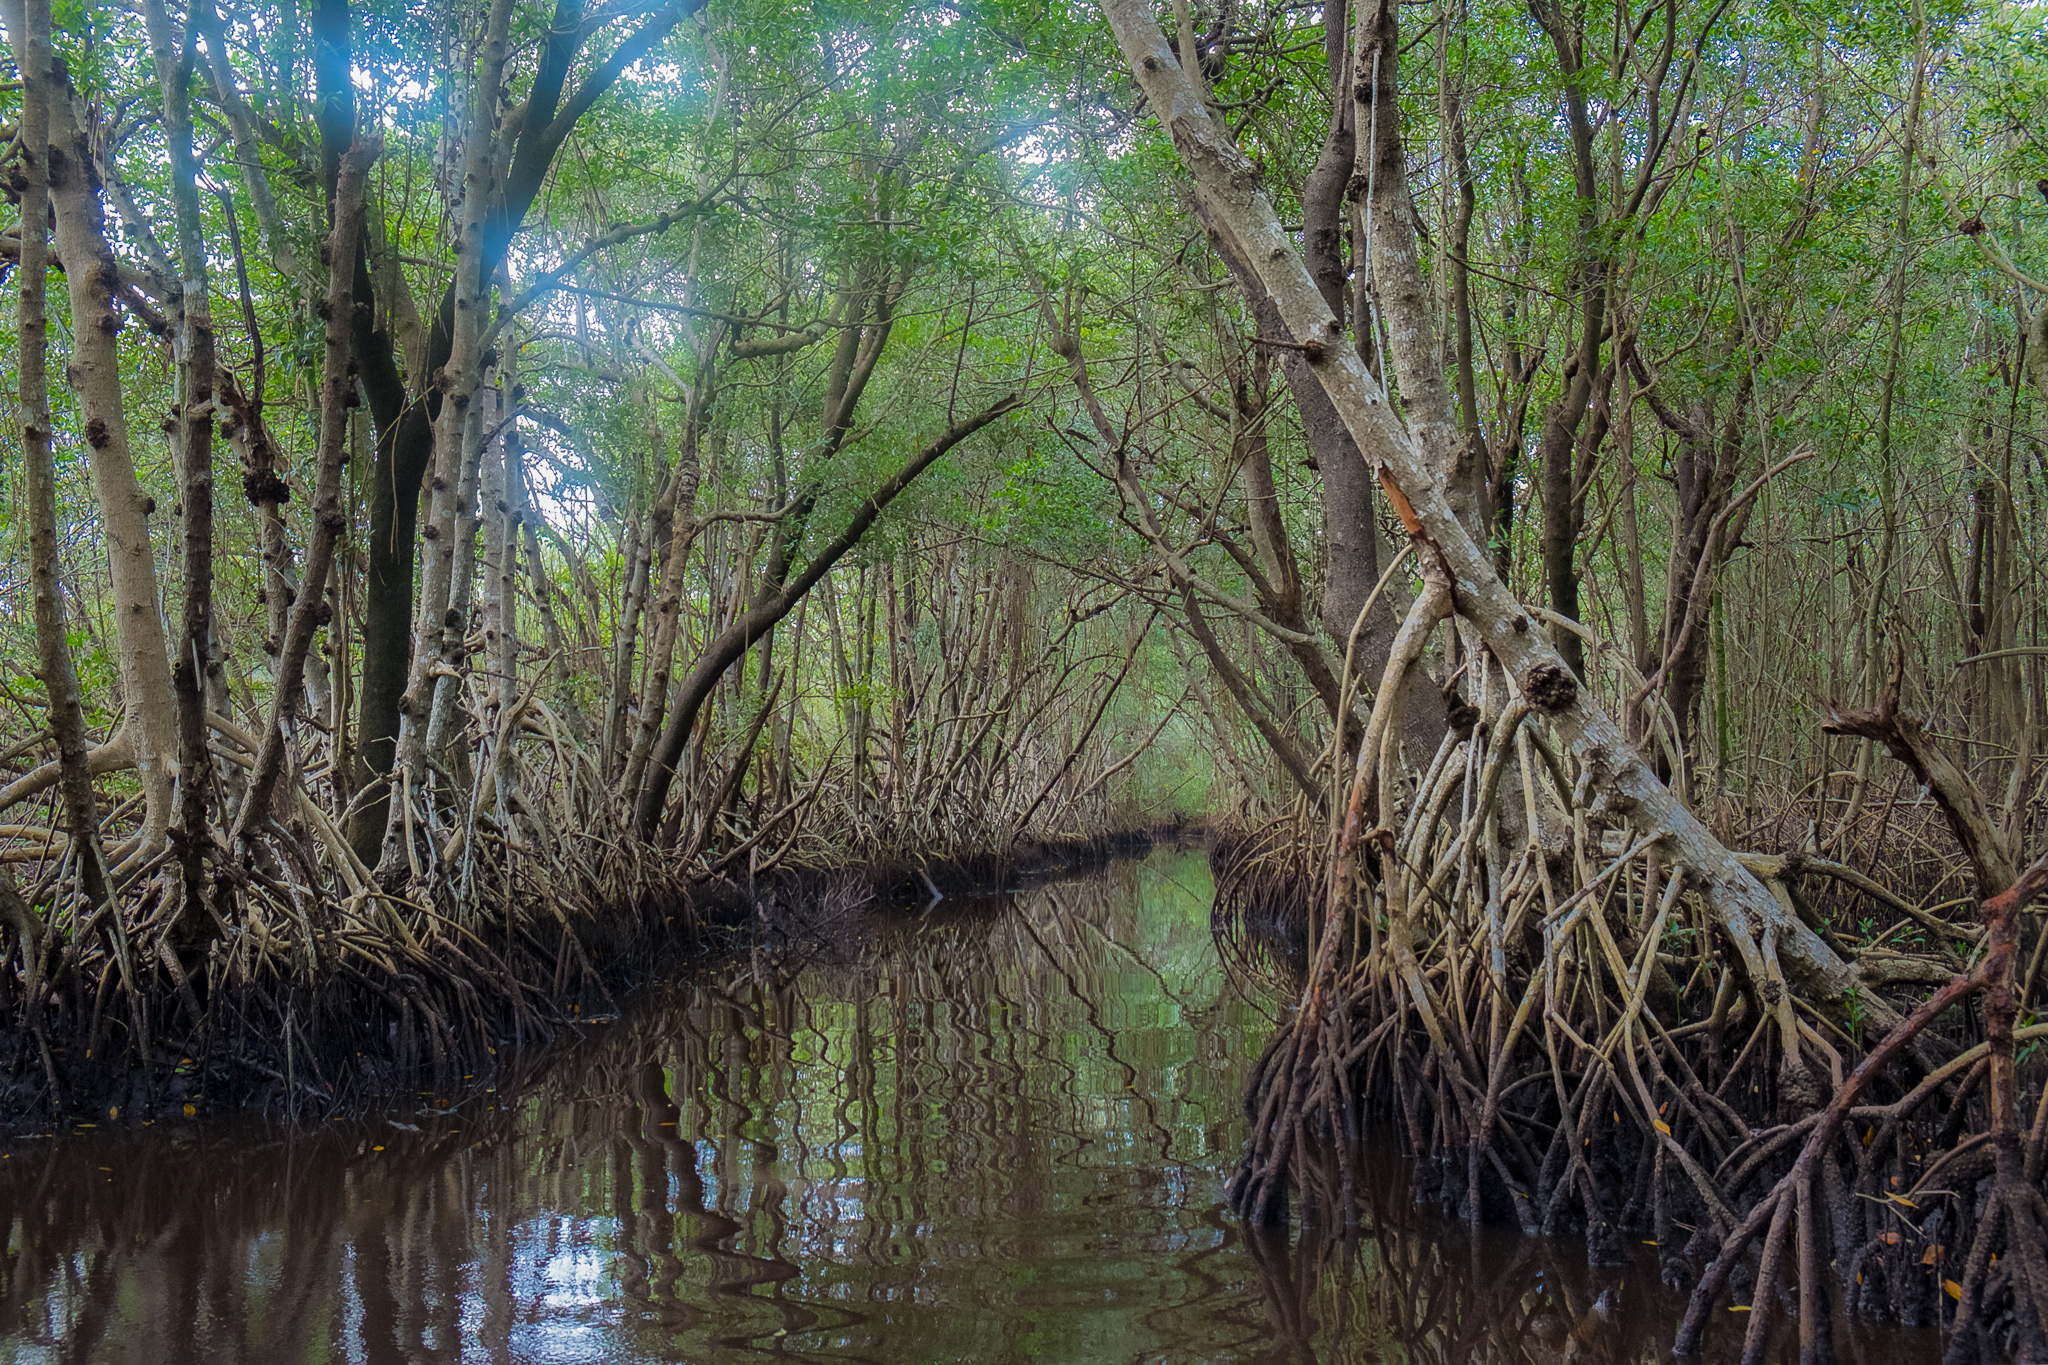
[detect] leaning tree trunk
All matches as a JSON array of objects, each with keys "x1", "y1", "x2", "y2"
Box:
[
  {"x1": 1096, "y1": 0, "x2": 1884, "y2": 1033},
  {"x1": 633, "y1": 396, "x2": 1023, "y2": 840}
]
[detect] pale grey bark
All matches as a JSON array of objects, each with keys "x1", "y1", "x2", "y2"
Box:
[
  {"x1": 0, "y1": 0, "x2": 111, "y2": 907},
  {"x1": 45, "y1": 71, "x2": 180, "y2": 861},
  {"x1": 380, "y1": 0, "x2": 515, "y2": 877},
  {"x1": 1097, "y1": 0, "x2": 1884, "y2": 1027}
]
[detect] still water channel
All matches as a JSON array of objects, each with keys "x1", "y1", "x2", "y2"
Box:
[{"x1": 1, "y1": 849, "x2": 1943, "y2": 1363}]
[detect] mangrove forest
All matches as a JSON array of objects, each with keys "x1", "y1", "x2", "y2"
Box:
[{"x1": 2, "y1": 0, "x2": 2047, "y2": 1358}]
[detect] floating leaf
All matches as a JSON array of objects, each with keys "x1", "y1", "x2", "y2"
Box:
[
  {"x1": 1921, "y1": 1244, "x2": 1941, "y2": 1267},
  {"x1": 1653, "y1": 1119, "x2": 1672, "y2": 1135},
  {"x1": 1945, "y1": 1280, "x2": 1963, "y2": 1301},
  {"x1": 1729, "y1": 1305, "x2": 1752, "y2": 1313}
]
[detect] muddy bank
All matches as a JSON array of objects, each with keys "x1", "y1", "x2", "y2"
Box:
[
  {"x1": 0, "y1": 825, "x2": 1182, "y2": 1138},
  {"x1": 855, "y1": 824, "x2": 1182, "y2": 899}
]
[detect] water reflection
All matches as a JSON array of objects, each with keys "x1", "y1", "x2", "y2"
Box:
[{"x1": 0, "y1": 851, "x2": 1937, "y2": 1363}]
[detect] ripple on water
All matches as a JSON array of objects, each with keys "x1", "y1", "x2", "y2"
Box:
[{"x1": 0, "y1": 849, "x2": 1945, "y2": 1364}]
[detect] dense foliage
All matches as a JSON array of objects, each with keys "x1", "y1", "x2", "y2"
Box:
[{"x1": 2, "y1": 0, "x2": 2046, "y2": 1350}]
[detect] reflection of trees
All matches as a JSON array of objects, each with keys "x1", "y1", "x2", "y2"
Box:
[
  {"x1": 576, "y1": 856, "x2": 1250, "y2": 1359},
  {"x1": 0, "y1": 1112, "x2": 520, "y2": 1364},
  {"x1": 1, "y1": 853, "x2": 1272, "y2": 1363},
  {"x1": 3, "y1": 851, "x2": 1903, "y2": 1362},
  {"x1": 1232, "y1": 1141, "x2": 1795, "y2": 1365}
]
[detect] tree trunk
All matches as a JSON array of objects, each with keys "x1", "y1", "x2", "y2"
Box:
[
  {"x1": 602, "y1": 481, "x2": 649, "y2": 779},
  {"x1": 193, "y1": 0, "x2": 303, "y2": 284},
  {"x1": 338, "y1": 0, "x2": 701, "y2": 861},
  {"x1": 1629, "y1": 340, "x2": 1757, "y2": 775},
  {"x1": 1356, "y1": 0, "x2": 1474, "y2": 532},
  {"x1": 634, "y1": 397, "x2": 1022, "y2": 840},
  {"x1": 1446, "y1": 78, "x2": 1486, "y2": 526},
  {"x1": 618, "y1": 344, "x2": 715, "y2": 813},
  {"x1": 481, "y1": 364, "x2": 516, "y2": 724},
  {"x1": 1097, "y1": 0, "x2": 1886, "y2": 1034},
  {"x1": 1178, "y1": 4, "x2": 1440, "y2": 762},
  {"x1": 1204, "y1": 232, "x2": 1446, "y2": 760},
  {"x1": 1869, "y1": 0, "x2": 1928, "y2": 630},
  {"x1": 512, "y1": 428, "x2": 583, "y2": 737},
  {"x1": 1, "y1": 0, "x2": 111, "y2": 908},
  {"x1": 45, "y1": 69, "x2": 179, "y2": 863},
  {"x1": 376, "y1": 0, "x2": 515, "y2": 878},
  {"x1": 1523, "y1": 0, "x2": 1628, "y2": 681},
  {"x1": 235, "y1": 135, "x2": 376, "y2": 843},
  {"x1": 144, "y1": 0, "x2": 221, "y2": 933},
  {"x1": 1301, "y1": 0, "x2": 1352, "y2": 327}
]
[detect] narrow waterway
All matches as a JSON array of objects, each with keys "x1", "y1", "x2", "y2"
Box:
[{"x1": 1, "y1": 850, "x2": 1942, "y2": 1363}]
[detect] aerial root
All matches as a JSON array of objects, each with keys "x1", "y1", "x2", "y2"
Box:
[{"x1": 1216, "y1": 680, "x2": 2048, "y2": 1353}]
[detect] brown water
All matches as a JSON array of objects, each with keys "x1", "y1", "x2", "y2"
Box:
[{"x1": 0, "y1": 850, "x2": 1943, "y2": 1363}]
